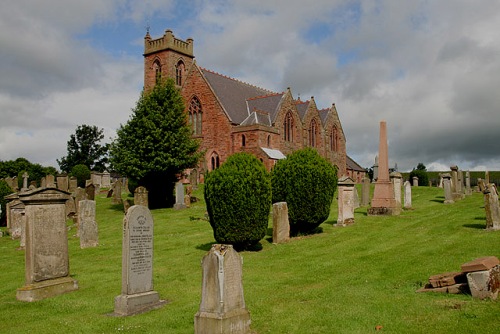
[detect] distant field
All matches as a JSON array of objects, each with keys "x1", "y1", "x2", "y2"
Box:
[{"x1": 1, "y1": 185, "x2": 500, "y2": 333}]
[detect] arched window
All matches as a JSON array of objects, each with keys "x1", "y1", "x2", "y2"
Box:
[
  {"x1": 153, "y1": 60, "x2": 161, "y2": 84},
  {"x1": 267, "y1": 135, "x2": 271, "y2": 147},
  {"x1": 309, "y1": 119, "x2": 318, "y2": 147},
  {"x1": 330, "y1": 126, "x2": 338, "y2": 151},
  {"x1": 242, "y1": 134, "x2": 246, "y2": 147},
  {"x1": 175, "y1": 60, "x2": 185, "y2": 86},
  {"x1": 283, "y1": 112, "x2": 294, "y2": 142},
  {"x1": 211, "y1": 152, "x2": 220, "y2": 170},
  {"x1": 189, "y1": 96, "x2": 202, "y2": 136}
]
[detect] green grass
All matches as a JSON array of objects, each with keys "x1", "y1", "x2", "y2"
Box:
[{"x1": 1, "y1": 185, "x2": 500, "y2": 333}]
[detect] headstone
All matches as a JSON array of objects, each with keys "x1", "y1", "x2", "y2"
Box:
[
  {"x1": 272, "y1": 202, "x2": 290, "y2": 244},
  {"x1": 438, "y1": 174, "x2": 443, "y2": 188},
  {"x1": 184, "y1": 194, "x2": 191, "y2": 208},
  {"x1": 112, "y1": 180, "x2": 122, "y2": 205},
  {"x1": 12, "y1": 176, "x2": 19, "y2": 191},
  {"x1": 5, "y1": 176, "x2": 15, "y2": 191},
  {"x1": 134, "y1": 186, "x2": 149, "y2": 207},
  {"x1": 194, "y1": 244, "x2": 251, "y2": 334},
  {"x1": 74, "y1": 188, "x2": 86, "y2": 215},
  {"x1": 467, "y1": 266, "x2": 500, "y2": 300},
  {"x1": 114, "y1": 205, "x2": 165, "y2": 316},
  {"x1": 337, "y1": 176, "x2": 356, "y2": 226},
  {"x1": 457, "y1": 170, "x2": 464, "y2": 194},
  {"x1": 16, "y1": 188, "x2": 78, "y2": 302},
  {"x1": 40, "y1": 177, "x2": 46, "y2": 188},
  {"x1": 9, "y1": 200, "x2": 25, "y2": 241},
  {"x1": 91, "y1": 172, "x2": 101, "y2": 187},
  {"x1": 485, "y1": 170, "x2": 490, "y2": 185},
  {"x1": 390, "y1": 172, "x2": 402, "y2": 210},
  {"x1": 78, "y1": 200, "x2": 98, "y2": 248},
  {"x1": 361, "y1": 176, "x2": 370, "y2": 206},
  {"x1": 450, "y1": 166, "x2": 463, "y2": 201},
  {"x1": 85, "y1": 183, "x2": 96, "y2": 201},
  {"x1": 465, "y1": 171, "x2": 472, "y2": 196},
  {"x1": 123, "y1": 199, "x2": 132, "y2": 213},
  {"x1": 21, "y1": 172, "x2": 29, "y2": 192},
  {"x1": 57, "y1": 174, "x2": 69, "y2": 192},
  {"x1": 404, "y1": 181, "x2": 412, "y2": 209},
  {"x1": 484, "y1": 184, "x2": 500, "y2": 230},
  {"x1": 29, "y1": 181, "x2": 37, "y2": 190},
  {"x1": 46, "y1": 174, "x2": 56, "y2": 188},
  {"x1": 85, "y1": 179, "x2": 93, "y2": 187},
  {"x1": 101, "y1": 171, "x2": 111, "y2": 188},
  {"x1": 478, "y1": 178, "x2": 486, "y2": 192},
  {"x1": 442, "y1": 173, "x2": 454, "y2": 204},
  {"x1": 174, "y1": 182, "x2": 186, "y2": 210},
  {"x1": 368, "y1": 121, "x2": 400, "y2": 216},
  {"x1": 353, "y1": 187, "x2": 360, "y2": 209},
  {"x1": 372, "y1": 155, "x2": 379, "y2": 182},
  {"x1": 412, "y1": 176, "x2": 418, "y2": 187},
  {"x1": 68, "y1": 177, "x2": 78, "y2": 193}
]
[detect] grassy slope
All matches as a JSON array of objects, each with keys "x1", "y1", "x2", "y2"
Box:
[{"x1": 1, "y1": 185, "x2": 499, "y2": 333}]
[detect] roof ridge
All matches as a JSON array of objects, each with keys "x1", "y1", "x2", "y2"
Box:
[
  {"x1": 247, "y1": 92, "x2": 284, "y2": 101},
  {"x1": 201, "y1": 67, "x2": 276, "y2": 94}
]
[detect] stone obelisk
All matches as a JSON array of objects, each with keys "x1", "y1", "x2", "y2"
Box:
[{"x1": 368, "y1": 121, "x2": 400, "y2": 216}]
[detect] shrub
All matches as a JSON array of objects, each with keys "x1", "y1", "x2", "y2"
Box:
[
  {"x1": 204, "y1": 153, "x2": 271, "y2": 250},
  {"x1": 0, "y1": 180, "x2": 14, "y2": 226},
  {"x1": 70, "y1": 164, "x2": 91, "y2": 188},
  {"x1": 271, "y1": 148, "x2": 337, "y2": 235},
  {"x1": 409, "y1": 169, "x2": 428, "y2": 186}
]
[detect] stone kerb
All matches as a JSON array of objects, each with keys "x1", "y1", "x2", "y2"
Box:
[
  {"x1": 272, "y1": 202, "x2": 290, "y2": 244},
  {"x1": 114, "y1": 205, "x2": 165, "y2": 316},
  {"x1": 16, "y1": 187, "x2": 78, "y2": 302},
  {"x1": 337, "y1": 176, "x2": 356, "y2": 226},
  {"x1": 194, "y1": 244, "x2": 251, "y2": 334}
]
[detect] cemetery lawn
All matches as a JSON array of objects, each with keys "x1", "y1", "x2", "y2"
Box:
[{"x1": 1, "y1": 186, "x2": 500, "y2": 333}]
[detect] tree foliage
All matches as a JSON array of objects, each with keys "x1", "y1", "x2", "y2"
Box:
[
  {"x1": 0, "y1": 157, "x2": 57, "y2": 189},
  {"x1": 110, "y1": 78, "x2": 202, "y2": 208},
  {"x1": 0, "y1": 179, "x2": 13, "y2": 226},
  {"x1": 410, "y1": 162, "x2": 429, "y2": 186},
  {"x1": 271, "y1": 148, "x2": 338, "y2": 235},
  {"x1": 204, "y1": 153, "x2": 271, "y2": 250},
  {"x1": 70, "y1": 164, "x2": 91, "y2": 188},
  {"x1": 57, "y1": 124, "x2": 109, "y2": 173}
]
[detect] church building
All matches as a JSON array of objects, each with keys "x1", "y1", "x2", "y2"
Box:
[{"x1": 143, "y1": 29, "x2": 347, "y2": 178}]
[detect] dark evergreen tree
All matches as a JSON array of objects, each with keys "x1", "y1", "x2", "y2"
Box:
[
  {"x1": 109, "y1": 78, "x2": 202, "y2": 209},
  {"x1": 57, "y1": 124, "x2": 109, "y2": 173},
  {"x1": 409, "y1": 162, "x2": 429, "y2": 186}
]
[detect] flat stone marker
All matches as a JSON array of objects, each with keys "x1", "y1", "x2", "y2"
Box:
[
  {"x1": 16, "y1": 187, "x2": 78, "y2": 302},
  {"x1": 195, "y1": 244, "x2": 251, "y2": 334},
  {"x1": 79, "y1": 200, "x2": 98, "y2": 248},
  {"x1": 114, "y1": 205, "x2": 165, "y2": 316},
  {"x1": 461, "y1": 256, "x2": 500, "y2": 273},
  {"x1": 272, "y1": 202, "x2": 290, "y2": 244}
]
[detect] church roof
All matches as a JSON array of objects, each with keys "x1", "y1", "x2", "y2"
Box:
[
  {"x1": 201, "y1": 68, "x2": 276, "y2": 124},
  {"x1": 346, "y1": 155, "x2": 366, "y2": 172},
  {"x1": 240, "y1": 110, "x2": 272, "y2": 126}
]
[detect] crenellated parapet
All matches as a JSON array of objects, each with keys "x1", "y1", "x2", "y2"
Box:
[{"x1": 144, "y1": 29, "x2": 194, "y2": 57}]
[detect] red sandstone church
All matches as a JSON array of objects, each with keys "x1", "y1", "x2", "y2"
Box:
[{"x1": 143, "y1": 29, "x2": 348, "y2": 177}]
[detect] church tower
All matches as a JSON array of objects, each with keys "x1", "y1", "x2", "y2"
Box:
[{"x1": 143, "y1": 29, "x2": 195, "y2": 91}]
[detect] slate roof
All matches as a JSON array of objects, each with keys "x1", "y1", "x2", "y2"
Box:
[
  {"x1": 240, "y1": 110, "x2": 272, "y2": 126},
  {"x1": 201, "y1": 68, "x2": 276, "y2": 124},
  {"x1": 296, "y1": 101, "x2": 308, "y2": 120},
  {"x1": 246, "y1": 93, "x2": 284, "y2": 123},
  {"x1": 346, "y1": 155, "x2": 366, "y2": 172},
  {"x1": 318, "y1": 108, "x2": 330, "y2": 125}
]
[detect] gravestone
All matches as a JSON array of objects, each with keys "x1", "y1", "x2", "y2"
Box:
[
  {"x1": 78, "y1": 200, "x2": 98, "y2": 248},
  {"x1": 114, "y1": 205, "x2": 165, "y2": 316},
  {"x1": 457, "y1": 170, "x2": 464, "y2": 195},
  {"x1": 485, "y1": 170, "x2": 490, "y2": 185},
  {"x1": 390, "y1": 172, "x2": 402, "y2": 210},
  {"x1": 174, "y1": 182, "x2": 186, "y2": 210},
  {"x1": 9, "y1": 200, "x2": 25, "y2": 241},
  {"x1": 272, "y1": 202, "x2": 289, "y2": 244},
  {"x1": 484, "y1": 184, "x2": 500, "y2": 230},
  {"x1": 57, "y1": 174, "x2": 69, "y2": 192},
  {"x1": 91, "y1": 172, "x2": 101, "y2": 187},
  {"x1": 189, "y1": 168, "x2": 198, "y2": 188},
  {"x1": 112, "y1": 180, "x2": 122, "y2": 205},
  {"x1": 368, "y1": 121, "x2": 400, "y2": 216},
  {"x1": 46, "y1": 174, "x2": 56, "y2": 188},
  {"x1": 194, "y1": 244, "x2": 251, "y2": 334},
  {"x1": 85, "y1": 184, "x2": 95, "y2": 201},
  {"x1": 101, "y1": 171, "x2": 111, "y2": 188},
  {"x1": 438, "y1": 174, "x2": 443, "y2": 188},
  {"x1": 16, "y1": 187, "x2": 78, "y2": 302},
  {"x1": 134, "y1": 186, "x2": 149, "y2": 207},
  {"x1": 68, "y1": 177, "x2": 78, "y2": 193},
  {"x1": 412, "y1": 176, "x2": 419, "y2": 187},
  {"x1": 450, "y1": 166, "x2": 463, "y2": 201},
  {"x1": 361, "y1": 176, "x2": 370, "y2": 206},
  {"x1": 478, "y1": 178, "x2": 486, "y2": 192},
  {"x1": 465, "y1": 171, "x2": 472, "y2": 196},
  {"x1": 404, "y1": 181, "x2": 412, "y2": 209},
  {"x1": 337, "y1": 176, "x2": 355, "y2": 226},
  {"x1": 11, "y1": 176, "x2": 19, "y2": 191},
  {"x1": 40, "y1": 177, "x2": 46, "y2": 188},
  {"x1": 21, "y1": 172, "x2": 29, "y2": 192},
  {"x1": 372, "y1": 155, "x2": 379, "y2": 182},
  {"x1": 442, "y1": 174, "x2": 454, "y2": 204},
  {"x1": 353, "y1": 187, "x2": 360, "y2": 209}
]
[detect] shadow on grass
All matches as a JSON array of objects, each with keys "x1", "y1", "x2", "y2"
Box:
[
  {"x1": 463, "y1": 223, "x2": 485, "y2": 229},
  {"x1": 108, "y1": 203, "x2": 125, "y2": 212},
  {"x1": 474, "y1": 216, "x2": 486, "y2": 220},
  {"x1": 431, "y1": 199, "x2": 445, "y2": 203}
]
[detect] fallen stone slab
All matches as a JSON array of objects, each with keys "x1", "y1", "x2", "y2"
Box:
[
  {"x1": 417, "y1": 283, "x2": 469, "y2": 294},
  {"x1": 429, "y1": 272, "x2": 467, "y2": 288},
  {"x1": 461, "y1": 256, "x2": 500, "y2": 273}
]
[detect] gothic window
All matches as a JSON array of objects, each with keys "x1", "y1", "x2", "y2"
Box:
[
  {"x1": 175, "y1": 60, "x2": 185, "y2": 86},
  {"x1": 242, "y1": 134, "x2": 246, "y2": 147},
  {"x1": 211, "y1": 152, "x2": 220, "y2": 170},
  {"x1": 330, "y1": 126, "x2": 338, "y2": 151},
  {"x1": 309, "y1": 119, "x2": 318, "y2": 147},
  {"x1": 267, "y1": 135, "x2": 271, "y2": 147},
  {"x1": 153, "y1": 60, "x2": 161, "y2": 84},
  {"x1": 189, "y1": 96, "x2": 202, "y2": 136},
  {"x1": 283, "y1": 112, "x2": 294, "y2": 142}
]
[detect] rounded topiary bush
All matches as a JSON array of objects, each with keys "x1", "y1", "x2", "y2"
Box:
[
  {"x1": 271, "y1": 148, "x2": 337, "y2": 235},
  {"x1": 70, "y1": 164, "x2": 91, "y2": 188},
  {"x1": 204, "y1": 152, "x2": 271, "y2": 250}
]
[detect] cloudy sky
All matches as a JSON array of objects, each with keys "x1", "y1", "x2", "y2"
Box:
[{"x1": 1, "y1": 0, "x2": 499, "y2": 173}]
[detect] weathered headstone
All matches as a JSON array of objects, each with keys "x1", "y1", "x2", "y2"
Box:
[
  {"x1": 404, "y1": 181, "x2": 412, "y2": 209},
  {"x1": 485, "y1": 170, "x2": 490, "y2": 185},
  {"x1": 91, "y1": 172, "x2": 102, "y2": 187},
  {"x1": 194, "y1": 244, "x2": 251, "y2": 334},
  {"x1": 372, "y1": 155, "x2": 379, "y2": 182},
  {"x1": 484, "y1": 184, "x2": 500, "y2": 230},
  {"x1": 21, "y1": 172, "x2": 29, "y2": 192},
  {"x1": 390, "y1": 172, "x2": 402, "y2": 210},
  {"x1": 442, "y1": 174, "x2": 454, "y2": 204},
  {"x1": 272, "y1": 202, "x2": 289, "y2": 244},
  {"x1": 457, "y1": 170, "x2": 464, "y2": 195},
  {"x1": 174, "y1": 182, "x2": 186, "y2": 210},
  {"x1": 78, "y1": 200, "x2": 98, "y2": 248},
  {"x1": 438, "y1": 174, "x2": 443, "y2": 188},
  {"x1": 134, "y1": 186, "x2": 149, "y2": 207},
  {"x1": 101, "y1": 171, "x2": 111, "y2": 188},
  {"x1": 361, "y1": 176, "x2": 370, "y2": 206},
  {"x1": 57, "y1": 174, "x2": 69, "y2": 192},
  {"x1": 412, "y1": 176, "x2": 419, "y2": 187},
  {"x1": 9, "y1": 200, "x2": 25, "y2": 241},
  {"x1": 40, "y1": 177, "x2": 46, "y2": 188},
  {"x1": 16, "y1": 187, "x2": 78, "y2": 302},
  {"x1": 368, "y1": 121, "x2": 400, "y2": 216},
  {"x1": 114, "y1": 205, "x2": 164, "y2": 316},
  {"x1": 68, "y1": 176, "x2": 78, "y2": 193},
  {"x1": 465, "y1": 171, "x2": 472, "y2": 195},
  {"x1": 337, "y1": 176, "x2": 356, "y2": 226},
  {"x1": 112, "y1": 180, "x2": 122, "y2": 205},
  {"x1": 450, "y1": 166, "x2": 463, "y2": 201},
  {"x1": 46, "y1": 174, "x2": 56, "y2": 188},
  {"x1": 85, "y1": 183, "x2": 96, "y2": 201},
  {"x1": 478, "y1": 178, "x2": 486, "y2": 192},
  {"x1": 462, "y1": 257, "x2": 500, "y2": 300}
]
